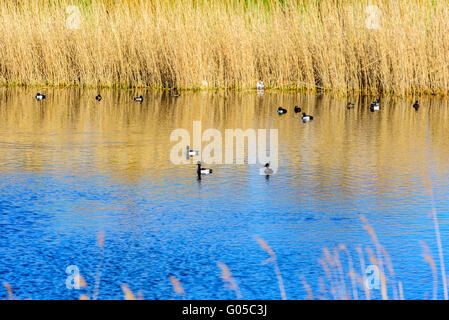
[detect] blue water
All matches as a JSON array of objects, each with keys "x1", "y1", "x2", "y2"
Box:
[{"x1": 0, "y1": 89, "x2": 448, "y2": 299}]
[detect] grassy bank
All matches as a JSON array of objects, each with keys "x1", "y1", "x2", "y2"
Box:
[{"x1": 1, "y1": 0, "x2": 449, "y2": 95}]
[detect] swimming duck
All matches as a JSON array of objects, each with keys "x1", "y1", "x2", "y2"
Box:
[
  {"x1": 294, "y1": 106, "x2": 302, "y2": 113},
  {"x1": 134, "y1": 95, "x2": 143, "y2": 102},
  {"x1": 301, "y1": 112, "x2": 314, "y2": 121},
  {"x1": 277, "y1": 107, "x2": 287, "y2": 114},
  {"x1": 256, "y1": 81, "x2": 264, "y2": 90},
  {"x1": 347, "y1": 102, "x2": 354, "y2": 109},
  {"x1": 369, "y1": 99, "x2": 380, "y2": 111},
  {"x1": 413, "y1": 100, "x2": 419, "y2": 110},
  {"x1": 35, "y1": 93, "x2": 46, "y2": 101},
  {"x1": 264, "y1": 163, "x2": 274, "y2": 176},
  {"x1": 197, "y1": 161, "x2": 212, "y2": 178},
  {"x1": 96, "y1": 94, "x2": 102, "y2": 101},
  {"x1": 186, "y1": 146, "x2": 199, "y2": 157}
]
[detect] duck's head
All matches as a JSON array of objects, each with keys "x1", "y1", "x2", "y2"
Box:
[
  {"x1": 415, "y1": 100, "x2": 418, "y2": 104},
  {"x1": 265, "y1": 163, "x2": 270, "y2": 168},
  {"x1": 302, "y1": 112, "x2": 306, "y2": 116},
  {"x1": 197, "y1": 161, "x2": 201, "y2": 166}
]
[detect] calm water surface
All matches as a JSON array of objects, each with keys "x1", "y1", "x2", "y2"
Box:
[{"x1": 0, "y1": 88, "x2": 448, "y2": 299}]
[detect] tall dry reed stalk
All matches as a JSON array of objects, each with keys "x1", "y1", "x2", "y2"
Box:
[
  {"x1": 1, "y1": 0, "x2": 449, "y2": 95},
  {"x1": 3, "y1": 282, "x2": 14, "y2": 300},
  {"x1": 92, "y1": 230, "x2": 105, "y2": 300},
  {"x1": 421, "y1": 242, "x2": 438, "y2": 300},
  {"x1": 311, "y1": 215, "x2": 412, "y2": 300},
  {"x1": 121, "y1": 284, "x2": 137, "y2": 300},
  {"x1": 217, "y1": 261, "x2": 242, "y2": 299},
  {"x1": 256, "y1": 237, "x2": 287, "y2": 300},
  {"x1": 170, "y1": 275, "x2": 186, "y2": 297},
  {"x1": 424, "y1": 165, "x2": 448, "y2": 299}
]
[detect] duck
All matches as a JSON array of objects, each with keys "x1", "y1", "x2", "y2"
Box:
[
  {"x1": 277, "y1": 107, "x2": 287, "y2": 114},
  {"x1": 369, "y1": 99, "x2": 380, "y2": 111},
  {"x1": 301, "y1": 112, "x2": 314, "y2": 122},
  {"x1": 197, "y1": 161, "x2": 212, "y2": 178},
  {"x1": 186, "y1": 146, "x2": 199, "y2": 157},
  {"x1": 134, "y1": 95, "x2": 143, "y2": 102},
  {"x1": 294, "y1": 106, "x2": 302, "y2": 113},
  {"x1": 347, "y1": 102, "x2": 354, "y2": 109},
  {"x1": 35, "y1": 93, "x2": 46, "y2": 101},
  {"x1": 256, "y1": 81, "x2": 264, "y2": 90},
  {"x1": 264, "y1": 163, "x2": 274, "y2": 176},
  {"x1": 95, "y1": 94, "x2": 102, "y2": 101},
  {"x1": 413, "y1": 100, "x2": 419, "y2": 111}
]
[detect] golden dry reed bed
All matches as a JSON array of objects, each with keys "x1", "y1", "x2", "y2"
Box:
[{"x1": 1, "y1": 0, "x2": 449, "y2": 95}]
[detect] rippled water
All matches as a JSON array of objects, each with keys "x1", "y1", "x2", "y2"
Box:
[{"x1": 0, "y1": 88, "x2": 448, "y2": 300}]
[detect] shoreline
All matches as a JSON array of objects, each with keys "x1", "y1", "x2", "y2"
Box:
[{"x1": 1, "y1": 83, "x2": 448, "y2": 99}]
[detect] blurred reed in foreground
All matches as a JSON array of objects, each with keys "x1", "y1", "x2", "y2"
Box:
[
  {"x1": 1, "y1": 0, "x2": 449, "y2": 95},
  {"x1": 2, "y1": 214, "x2": 447, "y2": 300}
]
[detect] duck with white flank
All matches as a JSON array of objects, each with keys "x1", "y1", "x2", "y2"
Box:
[
  {"x1": 301, "y1": 112, "x2": 314, "y2": 122},
  {"x1": 134, "y1": 95, "x2": 143, "y2": 102},
  {"x1": 294, "y1": 106, "x2": 302, "y2": 113},
  {"x1": 186, "y1": 146, "x2": 199, "y2": 158},
  {"x1": 196, "y1": 161, "x2": 212, "y2": 179},
  {"x1": 413, "y1": 100, "x2": 419, "y2": 111},
  {"x1": 35, "y1": 93, "x2": 46, "y2": 101},
  {"x1": 277, "y1": 107, "x2": 287, "y2": 114},
  {"x1": 370, "y1": 99, "x2": 380, "y2": 111},
  {"x1": 96, "y1": 94, "x2": 102, "y2": 101}
]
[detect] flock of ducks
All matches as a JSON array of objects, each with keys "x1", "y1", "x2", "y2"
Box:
[
  {"x1": 347, "y1": 99, "x2": 420, "y2": 112},
  {"x1": 34, "y1": 91, "x2": 422, "y2": 179},
  {"x1": 277, "y1": 105, "x2": 314, "y2": 122},
  {"x1": 34, "y1": 91, "x2": 283, "y2": 180},
  {"x1": 194, "y1": 159, "x2": 273, "y2": 180},
  {"x1": 187, "y1": 146, "x2": 214, "y2": 179},
  {"x1": 35, "y1": 90, "x2": 182, "y2": 103},
  {"x1": 191, "y1": 97, "x2": 422, "y2": 179},
  {"x1": 186, "y1": 145, "x2": 273, "y2": 180}
]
